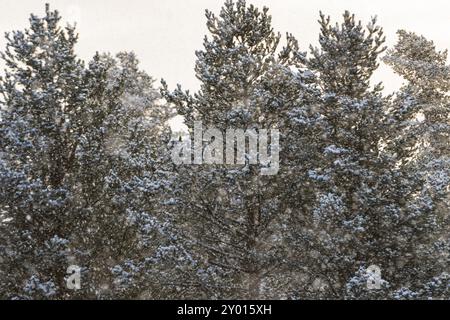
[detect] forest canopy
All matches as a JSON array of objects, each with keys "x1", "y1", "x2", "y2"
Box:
[{"x1": 0, "y1": 1, "x2": 448, "y2": 300}]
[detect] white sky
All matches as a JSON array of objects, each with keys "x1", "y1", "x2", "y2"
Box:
[{"x1": 1, "y1": 0, "x2": 450, "y2": 94}]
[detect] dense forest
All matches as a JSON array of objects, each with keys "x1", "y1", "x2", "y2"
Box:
[{"x1": 0, "y1": 1, "x2": 448, "y2": 299}]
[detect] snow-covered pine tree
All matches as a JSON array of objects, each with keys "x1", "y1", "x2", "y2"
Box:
[
  {"x1": 161, "y1": 0, "x2": 318, "y2": 299},
  {"x1": 382, "y1": 31, "x2": 449, "y2": 299},
  {"x1": 66, "y1": 52, "x2": 174, "y2": 299},
  {"x1": 292, "y1": 13, "x2": 448, "y2": 299},
  {"x1": 0, "y1": 5, "x2": 172, "y2": 299},
  {"x1": 308, "y1": 11, "x2": 386, "y2": 99},
  {"x1": 287, "y1": 11, "x2": 404, "y2": 298},
  {"x1": 285, "y1": 11, "x2": 393, "y2": 298},
  {"x1": 0, "y1": 4, "x2": 88, "y2": 298}
]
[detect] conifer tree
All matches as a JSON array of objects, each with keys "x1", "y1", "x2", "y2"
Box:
[
  {"x1": 162, "y1": 0, "x2": 317, "y2": 299},
  {"x1": 0, "y1": 5, "x2": 172, "y2": 299},
  {"x1": 0, "y1": 4, "x2": 88, "y2": 298},
  {"x1": 382, "y1": 31, "x2": 449, "y2": 299},
  {"x1": 308, "y1": 11, "x2": 386, "y2": 98},
  {"x1": 292, "y1": 14, "x2": 449, "y2": 299}
]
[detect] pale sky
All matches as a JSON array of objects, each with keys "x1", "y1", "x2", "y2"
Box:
[{"x1": 1, "y1": 0, "x2": 450, "y2": 94}]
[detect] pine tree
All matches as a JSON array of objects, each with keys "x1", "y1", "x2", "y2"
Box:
[
  {"x1": 281, "y1": 11, "x2": 395, "y2": 298},
  {"x1": 65, "y1": 52, "x2": 173, "y2": 299},
  {"x1": 161, "y1": 0, "x2": 317, "y2": 299},
  {"x1": 0, "y1": 4, "x2": 88, "y2": 298},
  {"x1": 290, "y1": 14, "x2": 449, "y2": 299},
  {"x1": 0, "y1": 6, "x2": 172, "y2": 299},
  {"x1": 382, "y1": 31, "x2": 449, "y2": 299},
  {"x1": 308, "y1": 11, "x2": 386, "y2": 98}
]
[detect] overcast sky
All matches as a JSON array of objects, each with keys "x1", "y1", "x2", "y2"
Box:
[{"x1": 1, "y1": 0, "x2": 450, "y2": 94}]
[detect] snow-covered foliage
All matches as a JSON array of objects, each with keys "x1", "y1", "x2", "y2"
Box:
[
  {"x1": 0, "y1": 2, "x2": 448, "y2": 300},
  {"x1": 0, "y1": 4, "x2": 173, "y2": 299}
]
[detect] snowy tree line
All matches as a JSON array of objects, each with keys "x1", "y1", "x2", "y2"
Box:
[{"x1": 0, "y1": 1, "x2": 448, "y2": 299}]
